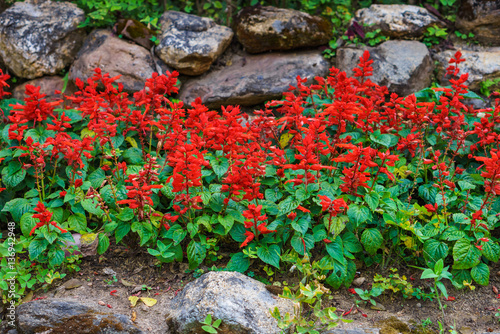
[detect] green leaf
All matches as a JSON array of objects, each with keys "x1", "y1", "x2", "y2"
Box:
[
  {"x1": 2, "y1": 161, "x2": 26, "y2": 187},
  {"x1": 347, "y1": 205, "x2": 371, "y2": 226},
  {"x1": 325, "y1": 236, "x2": 344, "y2": 264},
  {"x1": 2, "y1": 198, "x2": 33, "y2": 223},
  {"x1": 166, "y1": 225, "x2": 187, "y2": 246},
  {"x1": 482, "y1": 241, "x2": 500, "y2": 262},
  {"x1": 291, "y1": 216, "x2": 310, "y2": 236},
  {"x1": 81, "y1": 198, "x2": 104, "y2": 216},
  {"x1": 342, "y1": 232, "x2": 363, "y2": 254},
  {"x1": 131, "y1": 221, "x2": 153, "y2": 246},
  {"x1": 225, "y1": 252, "x2": 250, "y2": 273},
  {"x1": 115, "y1": 222, "x2": 130, "y2": 244},
  {"x1": 97, "y1": 233, "x2": 110, "y2": 255},
  {"x1": 201, "y1": 326, "x2": 218, "y2": 334},
  {"x1": 369, "y1": 131, "x2": 398, "y2": 148},
  {"x1": 217, "y1": 214, "x2": 234, "y2": 235},
  {"x1": 20, "y1": 213, "x2": 37, "y2": 237},
  {"x1": 453, "y1": 238, "x2": 481, "y2": 270},
  {"x1": 423, "y1": 239, "x2": 448, "y2": 268},
  {"x1": 290, "y1": 234, "x2": 315, "y2": 256},
  {"x1": 278, "y1": 197, "x2": 299, "y2": 215},
  {"x1": 471, "y1": 263, "x2": 489, "y2": 286},
  {"x1": 210, "y1": 157, "x2": 229, "y2": 178},
  {"x1": 29, "y1": 238, "x2": 48, "y2": 260},
  {"x1": 360, "y1": 228, "x2": 383, "y2": 255},
  {"x1": 48, "y1": 249, "x2": 65, "y2": 267},
  {"x1": 43, "y1": 230, "x2": 57, "y2": 244},
  {"x1": 68, "y1": 213, "x2": 87, "y2": 232},
  {"x1": 123, "y1": 147, "x2": 144, "y2": 164},
  {"x1": 187, "y1": 240, "x2": 206, "y2": 270},
  {"x1": 88, "y1": 168, "x2": 106, "y2": 188},
  {"x1": 364, "y1": 192, "x2": 379, "y2": 211},
  {"x1": 265, "y1": 189, "x2": 283, "y2": 203},
  {"x1": 116, "y1": 207, "x2": 135, "y2": 222},
  {"x1": 257, "y1": 244, "x2": 281, "y2": 268}
]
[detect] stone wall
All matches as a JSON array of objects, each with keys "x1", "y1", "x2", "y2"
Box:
[{"x1": 0, "y1": 0, "x2": 499, "y2": 108}]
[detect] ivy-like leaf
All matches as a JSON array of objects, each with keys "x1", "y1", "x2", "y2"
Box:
[
  {"x1": 360, "y1": 228, "x2": 383, "y2": 255},
  {"x1": 453, "y1": 238, "x2": 480, "y2": 270}
]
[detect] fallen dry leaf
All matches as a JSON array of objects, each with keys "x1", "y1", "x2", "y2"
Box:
[
  {"x1": 140, "y1": 297, "x2": 157, "y2": 307},
  {"x1": 121, "y1": 278, "x2": 135, "y2": 287},
  {"x1": 493, "y1": 286, "x2": 498, "y2": 294},
  {"x1": 129, "y1": 296, "x2": 139, "y2": 307},
  {"x1": 131, "y1": 311, "x2": 137, "y2": 322}
]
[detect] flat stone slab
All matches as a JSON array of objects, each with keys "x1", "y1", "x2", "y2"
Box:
[
  {"x1": 15, "y1": 298, "x2": 144, "y2": 333},
  {"x1": 178, "y1": 50, "x2": 329, "y2": 108}
]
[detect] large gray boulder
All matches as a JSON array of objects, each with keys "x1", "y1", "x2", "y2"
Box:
[
  {"x1": 235, "y1": 6, "x2": 332, "y2": 53},
  {"x1": 354, "y1": 4, "x2": 443, "y2": 39},
  {"x1": 15, "y1": 298, "x2": 144, "y2": 333},
  {"x1": 155, "y1": 11, "x2": 233, "y2": 76},
  {"x1": 0, "y1": 1, "x2": 86, "y2": 79},
  {"x1": 456, "y1": 0, "x2": 500, "y2": 46},
  {"x1": 434, "y1": 49, "x2": 500, "y2": 92},
  {"x1": 165, "y1": 271, "x2": 295, "y2": 334},
  {"x1": 69, "y1": 30, "x2": 172, "y2": 93},
  {"x1": 178, "y1": 50, "x2": 329, "y2": 108},
  {"x1": 336, "y1": 41, "x2": 433, "y2": 96}
]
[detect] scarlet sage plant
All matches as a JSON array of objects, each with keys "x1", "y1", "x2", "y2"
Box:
[{"x1": 1, "y1": 49, "x2": 499, "y2": 294}]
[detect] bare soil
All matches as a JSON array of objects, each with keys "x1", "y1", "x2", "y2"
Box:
[{"x1": 16, "y1": 239, "x2": 500, "y2": 334}]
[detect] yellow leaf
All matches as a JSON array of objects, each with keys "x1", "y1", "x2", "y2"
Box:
[
  {"x1": 279, "y1": 132, "x2": 294, "y2": 149},
  {"x1": 401, "y1": 235, "x2": 415, "y2": 249},
  {"x1": 463, "y1": 280, "x2": 476, "y2": 290},
  {"x1": 80, "y1": 233, "x2": 98, "y2": 246},
  {"x1": 125, "y1": 136, "x2": 138, "y2": 148},
  {"x1": 81, "y1": 127, "x2": 96, "y2": 138},
  {"x1": 140, "y1": 297, "x2": 157, "y2": 307},
  {"x1": 129, "y1": 296, "x2": 139, "y2": 307}
]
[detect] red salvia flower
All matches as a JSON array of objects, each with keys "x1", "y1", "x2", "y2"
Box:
[{"x1": 30, "y1": 202, "x2": 67, "y2": 236}]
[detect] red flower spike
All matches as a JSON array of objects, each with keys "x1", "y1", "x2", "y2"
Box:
[{"x1": 29, "y1": 202, "x2": 67, "y2": 236}]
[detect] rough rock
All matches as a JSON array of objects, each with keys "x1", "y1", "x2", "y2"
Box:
[
  {"x1": 178, "y1": 50, "x2": 329, "y2": 108},
  {"x1": 155, "y1": 11, "x2": 233, "y2": 76},
  {"x1": 165, "y1": 271, "x2": 295, "y2": 334},
  {"x1": 69, "y1": 30, "x2": 172, "y2": 93},
  {"x1": 235, "y1": 6, "x2": 332, "y2": 53},
  {"x1": 322, "y1": 329, "x2": 380, "y2": 334},
  {"x1": 15, "y1": 298, "x2": 144, "y2": 333},
  {"x1": 336, "y1": 40, "x2": 433, "y2": 96},
  {"x1": 434, "y1": 49, "x2": 500, "y2": 91},
  {"x1": 0, "y1": 1, "x2": 86, "y2": 79},
  {"x1": 456, "y1": 0, "x2": 500, "y2": 46},
  {"x1": 354, "y1": 4, "x2": 443, "y2": 38},
  {"x1": 352, "y1": 277, "x2": 366, "y2": 286},
  {"x1": 12, "y1": 76, "x2": 77, "y2": 102}
]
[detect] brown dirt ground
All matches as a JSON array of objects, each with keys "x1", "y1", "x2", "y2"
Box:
[{"x1": 13, "y1": 239, "x2": 500, "y2": 334}]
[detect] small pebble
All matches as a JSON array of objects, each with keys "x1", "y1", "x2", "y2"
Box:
[
  {"x1": 352, "y1": 277, "x2": 366, "y2": 286},
  {"x1": 87, "y1": 283, "x2": 92, "y2": 287},
  {"x1": 103, "y1": 267, "x2": 117, "y2": 276},
  {"x1": 98, "y1": 300, "x2": 106, "y2": 306},
  {"x1": 416, "y1": 303, "x2": 422, "y2": 308}
]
